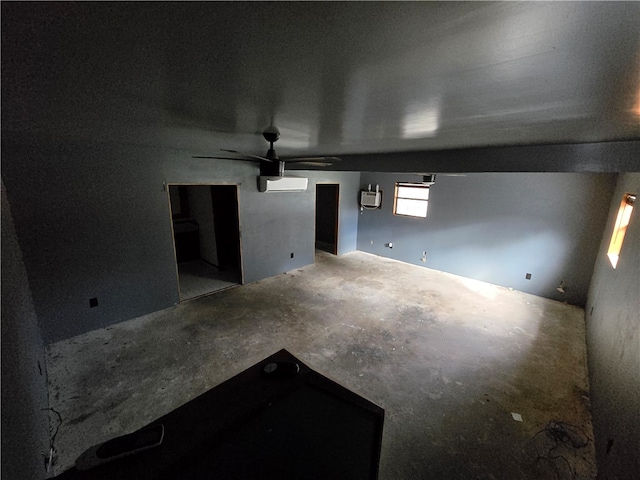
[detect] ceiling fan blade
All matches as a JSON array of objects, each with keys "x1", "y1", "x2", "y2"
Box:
[
  {"x1": 221, "y1": 149, "x2": 274, "y2": 163},
  {"x1": 192, "y1": 155, "x2": 246, "y2": 160},
  {"x1": 282, "y1": 156, "x2": 341, "y2": 164},
  {"x1": 289, "y1": 161, "x2": 334, "y2": 167},
  {"x1": 192, "y1": 155, "x2": 263, "y2": 163}
]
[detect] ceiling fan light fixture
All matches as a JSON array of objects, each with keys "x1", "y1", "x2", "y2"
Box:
[{"x1": 263, "y1": 125, "x2": 281, "y2": 144}]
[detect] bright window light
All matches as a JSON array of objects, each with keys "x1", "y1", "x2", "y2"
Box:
[
  {"x1": 607, "y1": 193, "x2": 635, "y2": 269},
  {"x1": 394, "y1": 183, "x2": 430, "y2": 218}
]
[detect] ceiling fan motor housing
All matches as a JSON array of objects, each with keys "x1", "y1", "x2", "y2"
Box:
[{"x1": 261, "y1": 159, "x2": 285, "y2": 177}]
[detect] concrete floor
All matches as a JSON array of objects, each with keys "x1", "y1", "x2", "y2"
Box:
[
  {"x1": 46, "y1": 251, "x2": 596, "y2": 479},
  {"x1": 177, "y1": 259, "x2": 240, "y2": 300}
]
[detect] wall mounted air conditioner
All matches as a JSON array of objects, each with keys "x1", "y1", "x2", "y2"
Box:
[
  {"x1": 360, "y1": 190, "x2": 382, "y2": 208},
  {"x1": 259, "y1": 176, "x2": 308, "y2": 192}
]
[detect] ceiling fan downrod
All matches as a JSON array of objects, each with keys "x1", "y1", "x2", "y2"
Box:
[{"x1": 263, "y1": 125, "x2": 280, "y2": 161}]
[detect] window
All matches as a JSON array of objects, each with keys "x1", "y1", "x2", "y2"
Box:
[
  {"x1": 394, "y1": 183, "x2": 430, "y2": 218},
  {"x1": 607, "y1": 193, "x2": 635, "y2": 269}
]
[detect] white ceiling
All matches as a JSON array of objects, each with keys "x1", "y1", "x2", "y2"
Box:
[
  {"x1": 148, "y1": 1, "x2": 640, "y2": 156},
  {"x1": 2, "y1": 2, "x2": 640, "y2": 162}
]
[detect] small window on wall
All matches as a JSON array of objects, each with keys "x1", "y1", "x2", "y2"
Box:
[
  {"x1": 394, "y1": 183, "x2": 430, "y2": 218},
  {"x1": 607, "y1": 193, "x2": 636, "y2": 269}
]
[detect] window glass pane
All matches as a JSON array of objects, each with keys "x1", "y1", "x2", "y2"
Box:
[
  {"x1": 397, "y1": 186, "x2": 429, "y2": 200},
  {"x1": 396, "y1": 198, "x2": 428, "y2": 217},
  {"x1": 607, "y1": 192, "x2": 635, "y2": 269}
]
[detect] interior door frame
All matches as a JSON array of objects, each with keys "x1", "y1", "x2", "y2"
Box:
[
  {"x1": 315, "y1": 182, "x2": 340, "y2": 255},
  {"x1": 165, "y1": 182, "x2": 244, "y2": 301}
]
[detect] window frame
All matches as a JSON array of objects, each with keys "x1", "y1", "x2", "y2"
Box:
[{"x1": 393, "y1": 182, "x2": 430, "y2": 219}]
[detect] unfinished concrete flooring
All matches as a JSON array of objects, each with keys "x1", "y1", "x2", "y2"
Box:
[{"x1": 46, "y1": 251, "x2": 595, "y2": 479}]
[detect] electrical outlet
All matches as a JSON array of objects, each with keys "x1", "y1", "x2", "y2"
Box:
[
  {"x1": 421, "y1": 251, "x2": 427, "y2": 263},
  {"x1": 89, "y1": 297, "x2": 98, "y2": 308},
  {"x1": 525, "y1": 273, "x2": 532, "y2": 280}
]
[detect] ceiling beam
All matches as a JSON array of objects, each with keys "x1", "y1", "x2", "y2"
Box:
[{"x1": 288, "y1": 140, "x2": 640, "y2": 174}]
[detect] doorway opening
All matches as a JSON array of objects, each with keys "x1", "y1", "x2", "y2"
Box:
[
  {"x1": 168, "y1": 184, "x2": 242, "y2": 301},
  {"x1": 315, "y1": 184, "x2": 339, "y2": 255}
]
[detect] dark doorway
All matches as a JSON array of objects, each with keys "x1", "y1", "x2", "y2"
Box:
[
  {"x1": 211, "y1": 185, "x2": 241, "y2": 271},
  {"x1": 168, "y1": 184, "x2": 242, "y2": 301},
  {"x1": 315, "y1": 184, "x2": 339, "y2": 255}
]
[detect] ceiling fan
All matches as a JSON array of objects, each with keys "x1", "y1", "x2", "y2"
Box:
[{"x1": 193, "y1": 125, "x2": 341, "y2": 177}]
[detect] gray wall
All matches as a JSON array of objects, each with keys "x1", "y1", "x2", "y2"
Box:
[
  {"x1": 586, "y1": 173, "x2": 639, "y2": 479},
  {"x1": 1, "y1": 136, "x2": 360, "y2": 345},
  {"x1": 357, "y1": 172, "x2": 615, "y2": 306},
  {"x1": 1, "y1": 181, "x2": 50, "y2": 480},
  {"x1": 2, "y1": 139, "x2": 184, "y2": 344}
]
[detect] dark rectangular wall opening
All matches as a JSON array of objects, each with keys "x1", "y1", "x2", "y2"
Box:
[
  {"x1": 315, "y1": 184, "x2": 339, "y2": 255},
  {"x1": 168, "y1": 184, "x2": 242, "y2": 301},
  {"x1": 211, "y1": 185, "x2": 241, "y2": 272}
]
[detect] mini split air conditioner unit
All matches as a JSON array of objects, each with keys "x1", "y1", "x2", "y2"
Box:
[
  {"x1": 422, "y1": 174, "x2": 436, "y2": 185},
  {"x1": 258, "y1": 176, "x2": 308, "y2": 192}
]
